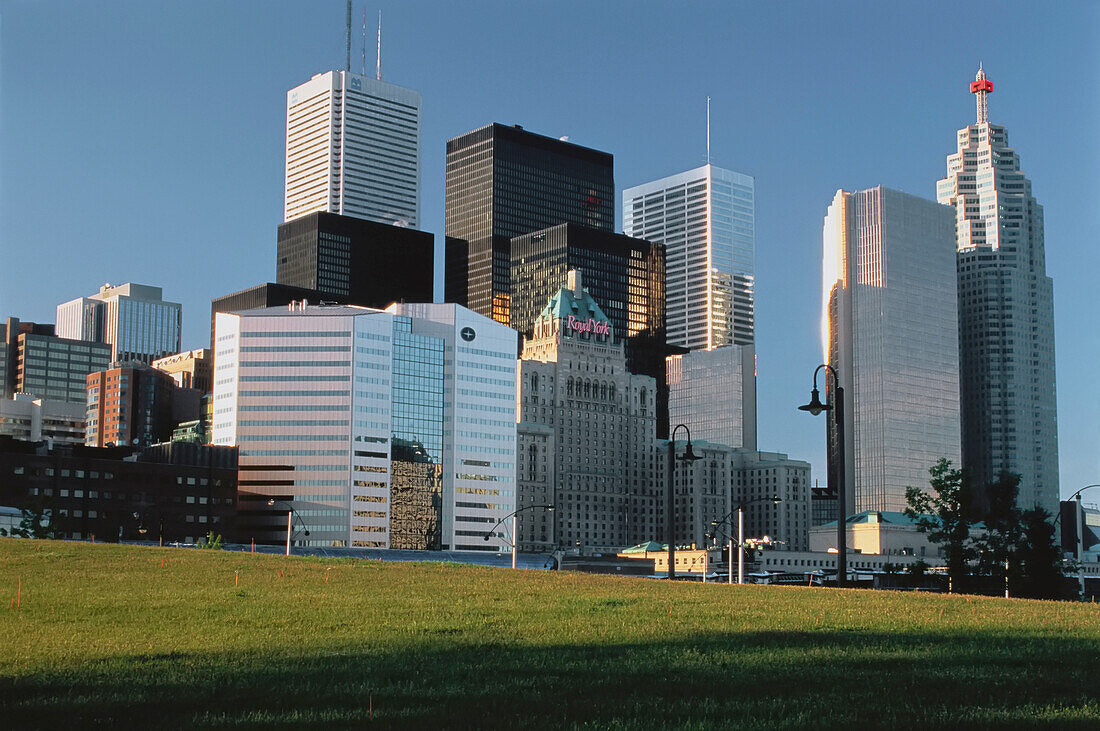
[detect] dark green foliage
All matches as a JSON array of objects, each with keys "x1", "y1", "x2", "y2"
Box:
[
  {"x1": 905, "y1": 459, "x2": 978, "y2": 592},
  {"x1": 1013, "y1": 507, "x2": 1070, "y2": 600}
]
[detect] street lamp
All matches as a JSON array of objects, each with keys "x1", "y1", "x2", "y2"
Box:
[
  {"x1": 708, "y1": 496, "x2": 782, "y2": 585},
  {"x1": 267, "y1": 498, "x2": 310, "y2": 556},
  {"x1": 1062, "y1": 485, "x2": 1100, "y2": 598},
  {"x1": 799, "y1": 364, "x2": 848, "y2": 587},
  {"x1": 667, "y1": 424, "x2": 703, "y2": 580},
  {"x1": 484, "y1": 504, "x2": 555, "y2": 569}
]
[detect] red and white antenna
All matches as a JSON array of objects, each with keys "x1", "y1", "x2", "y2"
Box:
[{"x1": 970, "y1": 64, "x2": 993, "y2": 125}]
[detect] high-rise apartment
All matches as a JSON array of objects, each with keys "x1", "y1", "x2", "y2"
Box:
[
  {"x1": 213, "y1": 302, "x2": 516, "y2": 551},
  {"x1": 57, "y1": 283, "x2": 182, "y2": 364},
  {"x1": 623, "y1": 164, "x2": 755, "y2": 350},
  {"x1": 275, "y1": 211, "x2": 433, "y2": 306},
  {"x1": 284, "y1": 71, "x2": 421, "y2": 227},
  {"x1": 444, "y1": 123, "x2": 614, "y2": 323},
  {"x1": 936, "y1": 67, "x2": 1058, "y2": 514},
  {"x1": 823, "y1": 187, "x2": 961, "y2": 514}
]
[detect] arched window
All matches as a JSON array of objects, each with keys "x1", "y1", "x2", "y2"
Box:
[
  {"x1": 600, "y1": 383, "x2": 607, "y2": 400},
  {"x1": 584, "y1": 381, "x2": 591, "y2": 398},
  {"x1": 609, "y1": 385, "x2": 616, "y2": 401},
  {"x1": 567, "y1": 378, "x2": 574, "y2": 397},
  {"x1": 531, "y1": 373, "x2": 539, "y2": 392}
]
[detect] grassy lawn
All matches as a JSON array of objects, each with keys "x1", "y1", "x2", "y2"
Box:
[{"x1": 0, "y1": 539, "x2": 1097, "y2": 729}]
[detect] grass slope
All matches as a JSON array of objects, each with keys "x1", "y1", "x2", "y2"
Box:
[{"x1": 0, "y1": 539, "x2": 1097, "y2": 729}]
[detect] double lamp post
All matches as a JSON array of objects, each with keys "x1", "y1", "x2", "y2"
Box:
[
  {"x1": 708, "y1": 496, "x2": 782, "y2": 585},
  {"x1": 484, "y1": 504, "x2": 555, "y2": 569}
]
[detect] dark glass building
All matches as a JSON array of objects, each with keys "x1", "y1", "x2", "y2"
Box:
[
  {"x1": 276, "y1": 211, "x2": 433, "y2": 307},
  {"x1": 0, "y1": 437, "x2": 237, "y2": 543},
  {"x1": 444, "y1": 123, "x2": 614, "y2": 324}
]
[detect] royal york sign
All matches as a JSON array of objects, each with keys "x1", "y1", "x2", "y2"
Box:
[{"x1": 566, "y1": 315, "x2": 611, "y2": 337}]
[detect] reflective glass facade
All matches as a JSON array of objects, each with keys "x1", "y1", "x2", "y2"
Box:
[
  {"x1": 57, "y1": 283, "x2": 181, "y2": 365},
  {"x1": 824, "y1": 187, "x2": 961, "y2": 514},
  {"x1": 445, "y1": 123, "x2": 614, "y2": 324},
  {"x1": 624, "y1": 164, "x2": 755, "y2": 349},
  {"x1": 666, "y1": 344, "x2": 756, "y2": 451},
  {"x1": 389, "y1": 316, "x2": 444, "y2": 550}
]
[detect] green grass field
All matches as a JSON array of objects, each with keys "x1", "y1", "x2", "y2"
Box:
[{"x1": 1, "y1": 539, "x2": 1097, "y2": 729}]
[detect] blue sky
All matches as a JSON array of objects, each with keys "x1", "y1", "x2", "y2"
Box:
[{"x1": 1, "y1": 1, "x2": 1097, "y2": 499}]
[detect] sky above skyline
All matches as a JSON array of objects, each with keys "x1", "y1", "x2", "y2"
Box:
[{"x1": 1, "y1": 1, "x2": 1097, "y2": 500}]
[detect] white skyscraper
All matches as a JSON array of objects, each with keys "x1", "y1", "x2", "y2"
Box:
[
  {"x1": 824, "y1": 187, "x2": 961, "y2": 515},
  {"x1": 212, "y1": 302, "x2": 515, "y2": 551},
  {"x1": 284, "y1": 70, "x2": 421, "y2": 227},
  {"x1": 936, "y1": 67, "x2": 1058, "y2": 514},
  {"x1": 623, "y1": 164, "x2": 755, "y2": 350},
  {"x1": 57, "y1": 283, "x2": 182, "y2": 364}
]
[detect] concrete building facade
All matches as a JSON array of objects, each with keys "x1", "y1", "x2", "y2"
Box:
[
  {"x1": 284, "y1": 71, "x2": 421, "y2": 227},
  {"x1": 0, "y1": 395, "x2": 86, "y2": 444}
]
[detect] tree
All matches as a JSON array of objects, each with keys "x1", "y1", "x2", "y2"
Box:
[
  {"x1": 972, "y1": 471, "x2": 1022, "y2": 591},
  {"x1": 0, "y1": 508, "x2": 60, "y2": 539},
  {"x1": 1012, "y1": 507, "x2": 1068, "y2": 600},
  {"x1": 905, "y1": 459, "x2": 978, "y2": 593}
]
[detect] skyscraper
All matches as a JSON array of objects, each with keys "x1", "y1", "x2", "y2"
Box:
[
  {"x1": 57, "y1": 283, "x2": 182, "y2": 364},
  {"x1": 666, "y1": 344, "x2": 757, "y2": 451},
  {"x1": 444, "y1": 123, "x2": 614, "y2": 323},
  {"x1": 213, "y1": 302, "x2": 516, "y2": 551},
  {"x1": 284, "y1": 71, "x2": 421, "y2": 227},
  {"x1": 623, "y1": 164, "x2": 755, "y2": 350},
  {"x1": 936, "y1": 67, "x2": 1059, "y2": 515},
  {"x1": 823, "y1": 187, "x2": 961, "y2": 515},
  {"x1": 275, "y1": 211, "x2": 433, "y2": 305}
]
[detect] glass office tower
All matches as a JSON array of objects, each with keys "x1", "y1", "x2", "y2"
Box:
[
  {"x1": 936, "y1": 67, "x2": 1058, "y2": 515},
  {"x1": 623, "y1": 164, "x2": 755, "y2": 350},
  {"x1": 444, "y1": 123, "x2": 614, "y2": 324},
  {"x1": 823, "y1": 187, "x2": 961, "y2": 514}
]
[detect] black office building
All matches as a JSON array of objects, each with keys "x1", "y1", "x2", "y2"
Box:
[
  {"x1": 276, "y1": 211, "x2": 433, "y2": 307},
  {"x1": 444, "y1": 123, "x2": 614, "y2": 324}
]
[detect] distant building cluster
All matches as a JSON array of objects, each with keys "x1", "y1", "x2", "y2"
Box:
[{"x1": 1, "y1": 58, "x2": 1062, "y2": 574}]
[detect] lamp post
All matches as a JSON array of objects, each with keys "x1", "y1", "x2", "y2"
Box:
[
  {"x1": 667, "y1": 424, "x2": 702, "y2": 581},
  {"x1": 1062, "y1": 485, "x2": 1100, "y2": 598},
  {"x1": 267, "y1": 498, "x2": 310, "y2": 556},
  {"x1": 799, "y1": 364, "x2": 847, "y2": 587},
  {"x1": 484, "y1": 504, "x2": 555, "y2": 569},
  {"x1": 709, "y1": 496, "x2": 782, "y2": 585}
]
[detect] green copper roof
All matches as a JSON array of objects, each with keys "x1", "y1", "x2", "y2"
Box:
[{"x1": 537, "y1": 283, "x2": 610, "y2": 326}]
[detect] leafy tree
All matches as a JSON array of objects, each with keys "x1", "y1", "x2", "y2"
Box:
[
  {"x1": 1012, "y1": 507, "x2": 1068, "y2": 600},
  {"x1": 973, "y1": 471, "x2": 1022, "y2": 590},
  {"x1": 0, "y1": 508, "x2": 59, "y2": 539},
  {"x1": 905, "y1": 459, "x2": 978, "y2": 593}
]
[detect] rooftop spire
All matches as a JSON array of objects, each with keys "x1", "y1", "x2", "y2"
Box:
[{"x1": 970, "y1": 64, "x2": 993, "y2": 125}]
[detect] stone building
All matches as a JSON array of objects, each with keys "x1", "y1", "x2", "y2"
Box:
[{"x1": 516, "y1": 270, "x2": 658, "y2": 552}]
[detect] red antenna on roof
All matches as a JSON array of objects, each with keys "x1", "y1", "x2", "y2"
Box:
[{"x1": 970, "y1": 64, "x2": 993, "y2": 124}]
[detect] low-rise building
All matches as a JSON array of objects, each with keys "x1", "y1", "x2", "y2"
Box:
[
  {"x1": 809, "y1": 511, "x2": 942, "y2": 558},
  {"x1": 0, "y1": 395, "x2": 86, "y2": 444},
  {"x1": 0, "y1": 437, "x2": 237, "y2": 543}
]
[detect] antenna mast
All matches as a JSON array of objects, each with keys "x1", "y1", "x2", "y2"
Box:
[
  {"x1": 706, "y1": 96, "x2": 711, "y2": 164},
  {"x1": 345, "y1": 0, "x2": 352, "y2": 72},
  {"x1": 376, "y1": 10, "x2": 382, "y2": 80},
  {"x1": 361, "y1": 7, "x2": 367, "y2": 76}
]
